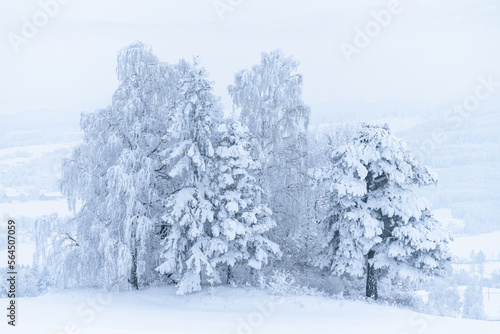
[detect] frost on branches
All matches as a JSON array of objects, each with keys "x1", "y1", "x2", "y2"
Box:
[
  {"x1": 315, "y1": 124, "x2": 451, "y2": 299},
  {"x1": 59, "y1": 42, "x2": 178, "y2": 290},
  {"x1": 36, "y1": 42, "x2": 282, "y2": 294},
  {"x1": 228, "y1": 50, "x2": 311, "y2": 267},
  {"x1": 212, "y1": 121, "x2": 281, "y2": 284},
  {"x1": 155, "y1": 60, "x2": 280, "y2": 294},
  {"x1": 33, "y1": 42, "x2": 452, "y2": 301},
  {"x1": 155, "y1": 58, "x2": 223, "y2": 294},
  {"x1": 33, "y1": 214, "x2": 79, "y2": 288}
]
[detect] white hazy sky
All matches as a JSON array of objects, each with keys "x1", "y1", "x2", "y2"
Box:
[{"x1": 1, "y1": 0, "x2": 499, "y2": 122}]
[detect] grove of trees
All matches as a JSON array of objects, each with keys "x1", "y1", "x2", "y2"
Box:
[{"x1": 34, "y1": 42, "x2": 451, "y2": 299}]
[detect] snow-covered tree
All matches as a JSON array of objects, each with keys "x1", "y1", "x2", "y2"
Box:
[
  {"x1": 474, "y1": 251, "x2": 486, "y2": 279},
  {"x1": 315, "y1": 124, "x2": 451, "y2": 299},
  {"x1": 428, "y1": 279, "x2": 462, "y2": 317},
  {"x1": 33, "y1": 214, "x2": 80, "y2": 288},
  {"x1": 60, "y1": 42, "x2": 177, "y2": 290},
  {"x1": 211, "y1": 121, "x2": 281, "y2": 283},
  {"x1": 310, "y1": 123, "x2": 360, "y2": 256},
  {"x1": 228, "y1": 50, "x2": 311, "y2": 267},
  {"x1": 462, "y1": 280, "x2": 485, "y2": 320},
  {"x1": 155, "y1": 58, "x2": 224, "y2": 294},
  {"x1": 38, "y1": 43, "x2": 280, "y2": 294}
]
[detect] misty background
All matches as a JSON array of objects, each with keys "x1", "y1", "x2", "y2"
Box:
[{"x1": 1, "y1": 0, "x2": 500, "y2": 233}]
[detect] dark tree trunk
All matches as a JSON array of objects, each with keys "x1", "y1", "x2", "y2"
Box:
[
  {"x1": 366, "y1": 250, "x2": 377, "y2": 300},
  {"x1": 130, "y1": 245, "x2": 139, "y2": 290},
  {"x1": 227, "y1": 265, "x2": 233, "y2": 285}
]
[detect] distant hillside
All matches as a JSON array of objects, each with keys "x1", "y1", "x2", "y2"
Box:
[
  {"x1": 0, "y1": 109, "x2": 82, "y2": 204},
  {"x1": 398, "y1": 106, "x2": 500, "y2": 234},
  {"x1": 1, "y1": 104, "x2": 499, "y2": 234},
  {"x1": 312, "y1": 101, "x2": 500, "y2": 234},
  {"x1": 0, "y1": 109, "x2": 81, "y2": 148}
]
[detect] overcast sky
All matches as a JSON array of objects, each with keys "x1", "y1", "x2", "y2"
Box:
[{"x1": 1, "y1": 0, "x2": 499, "y2": 123}]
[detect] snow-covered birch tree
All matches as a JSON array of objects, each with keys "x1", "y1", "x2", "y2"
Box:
[
  {"x1": 39, "y1": 43, "x2": 281, "y2": 294},
  {"x1": 60, "y1": 42, "x2": 177, "y2": 290},
  {"x1": 228, "y1": 50, "x2": 311, "y2": 267},
  {"x1": 33, "y1": 214, "x2": 80, "y2": 288},
  {"x1": 315, "y1": 124, "x2": 451, "y2": 299}
]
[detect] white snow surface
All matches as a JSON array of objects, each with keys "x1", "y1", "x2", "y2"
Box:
[
  {"x1": 450, "y1": 231, "x2": 500, "y2": 260},
  {"x1": 0, "y1": 141, "x2": 80, "y2": 163},
  {"x1": 0, "y1": 199, "x2": 72, "y2": 220},
  {"x1": 1, "y1": 286, "x2": 500, "y2": 334}
]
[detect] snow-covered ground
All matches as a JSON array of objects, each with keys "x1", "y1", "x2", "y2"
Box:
[
  {"x1": 472, "y1": 286, "x2": 500, "y2": 321},
  {"x1": 0, "y1": 199, "x2": 71, "y2": 220},
  {"x1": 0, "y1": 141, "x2": 80, "y2": 167},
  {"x1": 450, "y1": 231, "x2": 500, "y2": 260},
  {"x1": 1, "y1": 286, "x2": 500, "y2": 334},
  {"x1": 0, "y1": 125, "x2": 499, "y2": 333},
  {"x1": 0, "y1": 186, "x2": 498, "y2": 332}
]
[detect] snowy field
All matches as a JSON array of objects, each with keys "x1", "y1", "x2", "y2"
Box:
[
  {"x1": 1, "y1": 168, "x2": 499, "y2": 333},
  {"x1": 450, "y1": 231, "x2": 500, "y2": 260},
  {"x1": 0, "y1": 141, "x2": 80, "y2": 167},
  {"x1": 2, "y1": 200, "x2": 500, "y2": 333},
  {"x1": 1, "y1": 229, "x2": 500, "y2": 333},
  {"x1": 0, "y1": 200, "x2": 71, "y2": 220},
  {"x1": 1, "y1": 286, "x2": 500, "y2": 334}
]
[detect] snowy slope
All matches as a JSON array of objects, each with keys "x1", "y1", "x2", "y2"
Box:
[
  {"x1": 399, "y1": 107, "x2": 500, "y2": 233},
  {"x1": 2, "y1": 286, "x2": 500, "y2": 334}
]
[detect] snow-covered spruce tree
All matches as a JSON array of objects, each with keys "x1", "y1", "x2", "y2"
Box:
[
  {"x1": 211, "y1": 121, "x2": 281, "y2": 284},
  {"x1": 462, "y1": 279, "x2": 485, "y2": 320},
  {"x1": 228, "y1": 50, "x2": 311, "y2": 268},
  {"x1": 60, "y1": 42, "x2": 177, "y2": 290},
  {"x1": 315, "y1": 124, "x2": 451, "y2": 300},
  {"x1": 310, "y1": 124, "x2": 360, "y2": 240},
  {"x1": 155, "y1": 58, "x2": 224, "y2": 294}
]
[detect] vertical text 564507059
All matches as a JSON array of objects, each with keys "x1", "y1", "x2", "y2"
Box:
[{"x1": 6, "y1": 219, "x2": 17, "y2": 327}]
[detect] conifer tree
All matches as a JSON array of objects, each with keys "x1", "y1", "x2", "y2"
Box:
[
  {"x1": 316, "y1": 124, "x2": 451, "y2": 299},
  {"x1": 155, "y1": 58, "x2": 223, "y2": 294},
  {"x1": 212, "y1": 121, "x2": 281, "y2": 283}
]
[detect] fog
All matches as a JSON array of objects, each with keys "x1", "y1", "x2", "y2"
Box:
[{"x1": 2, "y1": 0, "x2": 499, "y2": 122}]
